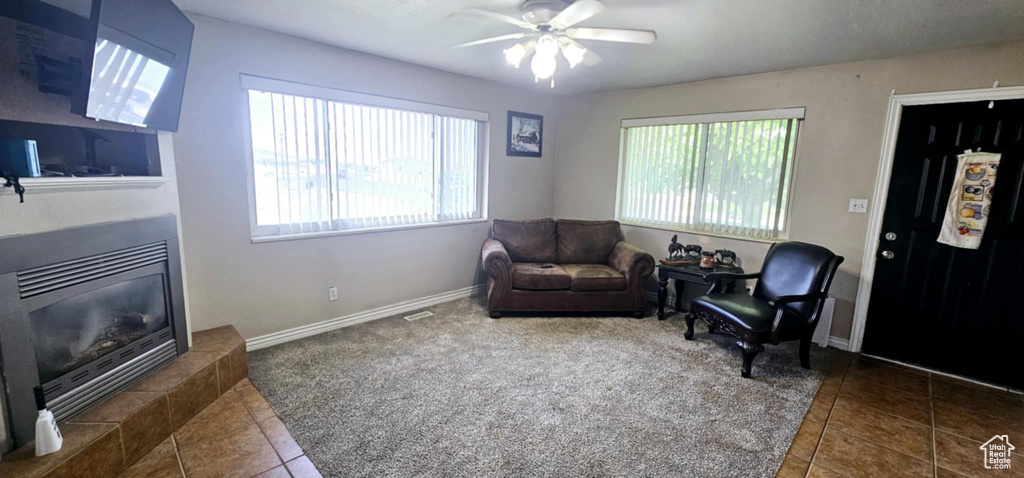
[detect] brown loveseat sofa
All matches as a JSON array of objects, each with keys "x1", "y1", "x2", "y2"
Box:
[{"x1": 481, "y1": 219, "x2": 655, "y2": 318}]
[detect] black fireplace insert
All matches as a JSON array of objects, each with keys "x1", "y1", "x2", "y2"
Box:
[{"x1": 0, "y1": 216, "x2": 188, "y2": 448}]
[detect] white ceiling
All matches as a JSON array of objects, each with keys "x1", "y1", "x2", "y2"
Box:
[{"x1": 171, "y1": 0, "x2": 1024, "y2": 95}]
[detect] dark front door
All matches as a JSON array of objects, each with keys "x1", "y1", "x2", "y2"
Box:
[{"x1": 862, "y1": 99, "x2": 1024, "y2": 389}]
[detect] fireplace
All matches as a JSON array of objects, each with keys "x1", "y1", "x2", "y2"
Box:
[{"x1": 0, "y1": 216, "x2": 187, "y2": 448}]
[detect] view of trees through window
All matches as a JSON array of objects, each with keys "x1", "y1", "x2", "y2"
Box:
[
  {"x1": 618, "y1": 117, "x2": 799, "y2": 239},
  {"x1": 246, "y1": 89, "x2": 481, "y2": 237}
]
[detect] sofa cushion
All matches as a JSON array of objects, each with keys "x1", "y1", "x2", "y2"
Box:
[
  {"x1": 561, "y1": 264, "x2": 627, "y2": 291},
  {"x1": 556, "y1": 220, "x2": 622, "y2": 264},
  {"x1": 512, "y1": 263, "x2": 571, "y2": 290},
  {"x1": 492, "y1": 219, "x2": 557, "y2": 263}
]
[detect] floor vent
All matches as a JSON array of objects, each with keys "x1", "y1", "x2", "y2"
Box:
[{"x1": 403, "y1": 311, "x2": 434, "y2": 321}]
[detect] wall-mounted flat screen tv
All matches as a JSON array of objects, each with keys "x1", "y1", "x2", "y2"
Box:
[{"x1": 74, "y1": 0, "x2": 193, "y2": 132}]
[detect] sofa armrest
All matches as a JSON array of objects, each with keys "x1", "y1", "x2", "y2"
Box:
[
  {"x1": 609, "y1": 241, "x2": 654, "y2": 314},
  {"x1": 482, "y1": 238, "x2": 512, "y2": 272},
  {"x1": 608, "y1": 241, "x2": 655, "y2": 286},
  {"x1": 482, "y1": 238, "x2": 513, "y2": 317}
]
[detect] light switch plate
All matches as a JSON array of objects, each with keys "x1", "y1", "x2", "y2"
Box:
[
  {"x1": 328, "y1": 286, "x2": 338, "y2": 301},
  {"x1": 849, "y1": 199, "x2": 868, "y2": 213}
]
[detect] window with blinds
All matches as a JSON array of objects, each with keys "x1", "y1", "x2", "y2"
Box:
[
  {"x1": 242, "y1": 77, "x2": 487, "y2": 239},
  {"x1": 616, "y1": 109, "x2": 802, "y2": 239}
]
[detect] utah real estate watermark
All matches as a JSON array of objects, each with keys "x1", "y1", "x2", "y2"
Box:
[{"x1": 980, "y1": 435, "x2": 1014, "y2": 470}]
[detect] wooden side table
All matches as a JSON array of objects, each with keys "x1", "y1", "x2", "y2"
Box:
[{"x1": 656, "y1": 263, "x2": 744, "y2": 320}]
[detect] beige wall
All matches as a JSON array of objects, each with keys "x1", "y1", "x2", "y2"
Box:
[
  {"x1": 553, "y1": 40, "x2": 1024, "y2": 341},
  {"x1": 172, "y1": 16, "x2": 558, "y2": 339}
]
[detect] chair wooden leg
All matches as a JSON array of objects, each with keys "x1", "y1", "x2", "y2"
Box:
[
  {"x1": 739, "y1": 341, "x2": 764, "y2": 378},
  {"x1": 683, "y1": 312, "x2": 695, "y2": 340},
  {"x1": 799, "y1": 336, "x2": 812, "y2": 369}
]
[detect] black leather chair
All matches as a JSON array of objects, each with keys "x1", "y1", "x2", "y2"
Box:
[{"x1": 684, "y1": 242, "x2": 844, "y2": 378}]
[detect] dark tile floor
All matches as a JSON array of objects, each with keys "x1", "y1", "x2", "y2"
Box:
[
  {"x1": 119, "y1": 378, "x2": 322, "y2": 478},
  {"x1": 776, "y1": 353, "x2": 1024, "y2": 478}
]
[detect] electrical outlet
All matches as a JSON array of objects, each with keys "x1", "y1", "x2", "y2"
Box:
[
  {"x1": 328, "y1": 286, "x2": 338, "y2": 302},
  {"x1": 848, "y1": 199, "x2": 868, "y2": 214}
]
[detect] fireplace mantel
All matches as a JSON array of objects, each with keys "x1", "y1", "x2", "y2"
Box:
[{"x1": 20, "y1": 176, "x2": 168, "y2": 194}]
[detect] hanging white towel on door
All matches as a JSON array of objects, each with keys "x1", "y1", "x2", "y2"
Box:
[{"x1": 936, "y1": 152, "x2": 1001, "y2": 249}]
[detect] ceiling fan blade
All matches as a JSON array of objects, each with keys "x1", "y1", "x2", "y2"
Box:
[
  {"x1": 449, "y1": 8, "x2": 538, "y2": 31},
  {"x1": 549, "y1": 0, "x2": 607, "y2": 30},
  {"x1": 523, "y1": 39, "x2": 537, "y2": 56},
  {"x1": 566, "y1": 27, "x2": 657, "y2": 44},
  {"x1": 455, "y1": 32, "x2": 529, "y2": 48}
]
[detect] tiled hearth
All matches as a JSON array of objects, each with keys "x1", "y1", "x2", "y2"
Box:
[
  {"x1": 121, "y1": 378, "x2": 321, "y2": 478},
  {"x1": 777, "y1": 353, "x2": 1024, "y2": 478},
  {"x1": 0, "y1": 326, "x2": 322, "y2": 478}
]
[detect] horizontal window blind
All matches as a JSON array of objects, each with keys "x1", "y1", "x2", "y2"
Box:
[
  {"x1": 245, "y1": 86, "x2": 484, "y2": 237},
  {"x1": 617, "y1": 116, "x2": 800, "y2": 239}
]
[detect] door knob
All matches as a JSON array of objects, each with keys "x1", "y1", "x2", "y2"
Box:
[{"x1": 881, "y1": 250, "x2": 895, "y2": 260}]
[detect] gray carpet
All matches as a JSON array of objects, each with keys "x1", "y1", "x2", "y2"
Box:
[{"x1": 248, "y1": 296, "x2": 829, "y2": 478}]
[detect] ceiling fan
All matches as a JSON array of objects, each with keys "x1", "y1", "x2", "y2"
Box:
[{"x1": 450, "y1": 0, "x2": 657, "y2": 87}]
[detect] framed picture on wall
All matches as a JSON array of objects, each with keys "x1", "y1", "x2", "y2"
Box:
[{"x1": 507, "y1": 111, "x2": 543, "y2": 157}]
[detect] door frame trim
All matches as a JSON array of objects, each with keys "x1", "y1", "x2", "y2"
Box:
[{"x1": 849, "y1": 85, "x2": 1024, "y2": 353}]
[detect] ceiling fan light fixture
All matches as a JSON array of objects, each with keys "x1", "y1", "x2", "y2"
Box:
[
  {"x1": 503, "y1": 43, "x2": 528, "y2": 68},
  {"x1": 535, "y1": 34, "x2": 559, "y2": 57},
  {"x1": 530, "y1": 52, "x2": 557, "y2": 79},
  {"x1": 451, "y1": 0, "x2": 656, "y2": 87},
  {"x1": 560, "y1": 42, "x2": 586, "y2": 68}
]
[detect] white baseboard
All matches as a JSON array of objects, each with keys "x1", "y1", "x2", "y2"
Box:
[
  {"x1": 826, "y1": 336, "x2": 851, "y2": 351},
  {"x1": 246, "y1": 284, "x2": 486, "y2": 351},
  {"x1": 646, "y1": 290, "x2": 853, "y2": 351},
  {"x1": 247, "y1": 284, "x2": 849, "y2": 353}
]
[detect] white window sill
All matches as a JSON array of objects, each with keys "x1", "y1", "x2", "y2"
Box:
[
  {"x1": 251, "y1": 218, "x2": 489, "y2": 244},
  {"x1": 21, "y1": 176, "x2": 168, "y2": 193},
  {"x1": 620, "y1": 221, "x2": 787, "y2": 245}
]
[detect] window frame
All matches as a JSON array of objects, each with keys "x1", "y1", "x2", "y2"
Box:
[
  {"x1": 614, "y1": 108, "x2": 805, "y2": 242},
  {"x1": 239, "y1": 75, "x2": 490, "y2": 243}
]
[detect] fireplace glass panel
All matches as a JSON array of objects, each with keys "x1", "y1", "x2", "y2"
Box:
[{"x1": 29, "y1": 274, "x2": 169, "y2": 384}]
